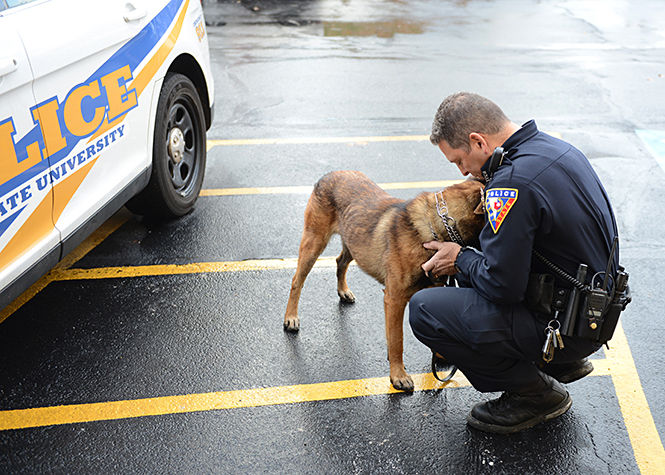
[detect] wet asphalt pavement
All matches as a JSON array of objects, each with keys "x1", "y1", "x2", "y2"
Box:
[{"x1": 2, "y1": 0, "x2": 665, "y2": 473}]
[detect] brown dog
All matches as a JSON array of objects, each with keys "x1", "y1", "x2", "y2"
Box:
[{"x1": 283, "y1": 171, "x2": 485, "y2": 390}]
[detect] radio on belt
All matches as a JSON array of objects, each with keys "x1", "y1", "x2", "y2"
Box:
[{"x1": 559, "y1": 237, "x2": 632, "y2": 344}]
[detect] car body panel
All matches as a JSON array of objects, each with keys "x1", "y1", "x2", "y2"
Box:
[
  {"x1": 0, "y1": 14, "x2": 59, "y2": 293},
  {"x1": 0, "y1": 0, "x2": 214, "y2": 309}
]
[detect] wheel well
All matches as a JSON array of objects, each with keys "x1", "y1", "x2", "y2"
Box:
[{"x1": 167, "y1": 54, "x2": 212, "y2": 130}]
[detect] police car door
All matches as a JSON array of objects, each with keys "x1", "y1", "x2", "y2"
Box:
[
  {"x1": 0, "y1": 12, "x2": 59, "y2": 301},
  {"x1": 11, "y1": 0, "x2": 156, "y2": 253}
]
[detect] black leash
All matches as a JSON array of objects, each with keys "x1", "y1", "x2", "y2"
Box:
[
  {"x1": 429, "y1": 273, "x2": 460, "y2": 383},
  {"x1": 431, "y1": 352, "x2": 457, "y2": 383}
]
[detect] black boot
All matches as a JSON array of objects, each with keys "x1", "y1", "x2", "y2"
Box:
[
  {"x1": 540, "y1": 358, "x2": 594, "y2": 384},
  {"x1": 466, "y1": 372, "x2": 571, "y2": 434}
]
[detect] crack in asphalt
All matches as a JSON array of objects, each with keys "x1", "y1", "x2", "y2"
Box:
[{"x1": 584, "y1": 421, "x2": 611, "y2": 471}]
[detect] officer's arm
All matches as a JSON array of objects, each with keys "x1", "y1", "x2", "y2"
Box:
[{"x1": 455, "y1": 183, "x2": 544, "y2": 303}]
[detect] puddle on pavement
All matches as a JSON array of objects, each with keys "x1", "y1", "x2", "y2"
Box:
[{"x1": 323, "y1": 20, "x2": 426, "y2": 38}]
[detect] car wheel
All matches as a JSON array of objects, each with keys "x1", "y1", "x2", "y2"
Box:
[{"x1": 127, "y1": 73, "x2": 206, "y2": 218}]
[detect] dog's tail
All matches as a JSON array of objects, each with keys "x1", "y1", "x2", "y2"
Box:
[{"x1": 312, "y1": 171, "x2": 340, "y2": 210}]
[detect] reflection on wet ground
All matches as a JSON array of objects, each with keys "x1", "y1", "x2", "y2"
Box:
[
  {"x1": 323, "y1": 20, "x2": 425, "y2": 38},
  {"x1": 204, "y1": 0, "x2": 434, "y2": 37}
]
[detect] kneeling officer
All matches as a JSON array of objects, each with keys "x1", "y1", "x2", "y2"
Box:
[{"x1": 410, "y1": 92, "x2": 630, "y2": 433}]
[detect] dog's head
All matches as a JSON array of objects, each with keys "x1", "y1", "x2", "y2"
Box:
[{"x1": 444, "y1": 179, "x2": 486, "y2": 246}]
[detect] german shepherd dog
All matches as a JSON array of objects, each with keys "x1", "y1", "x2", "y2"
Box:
[{"x1": 283, "y1": 171, "x2": 485, "y2": 390}]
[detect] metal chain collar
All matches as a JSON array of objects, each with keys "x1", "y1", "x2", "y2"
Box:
[{"x1": 434, "y1": 190, "x2": 465, "y2": 246}]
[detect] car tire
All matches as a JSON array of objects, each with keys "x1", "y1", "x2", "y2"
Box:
[{"x1": 126, "y1": 73, "x2": 207, "y2": 218}]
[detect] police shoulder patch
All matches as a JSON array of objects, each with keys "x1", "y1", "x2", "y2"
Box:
[{"x1": 485, "y1": 188, "x2": 518, "y2": 233}]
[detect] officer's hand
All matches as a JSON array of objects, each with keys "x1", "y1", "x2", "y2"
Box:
[{"x1": 421, "y1": 241, "x2": 462, "y2": 278}]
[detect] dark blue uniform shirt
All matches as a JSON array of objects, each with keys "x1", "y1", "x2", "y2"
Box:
[{"x1": 455, "y1": 120, "x2": 618, "y2": 304}]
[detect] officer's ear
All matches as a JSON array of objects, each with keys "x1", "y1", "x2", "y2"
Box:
[{"x1": 468, "y1": 132, "x2": 488, "y2": 153}]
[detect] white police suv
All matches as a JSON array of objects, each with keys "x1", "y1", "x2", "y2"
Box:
[{"x1": 0, "y1": 0, "x2": 214, "y2": 309}]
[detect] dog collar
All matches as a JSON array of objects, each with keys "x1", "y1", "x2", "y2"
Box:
[
  {"x1": 428, "y1": 222, "x2": 441, "y2": 241},
  {"x1": 434, "y1": 190, "x2": 465, "y2": 246}
]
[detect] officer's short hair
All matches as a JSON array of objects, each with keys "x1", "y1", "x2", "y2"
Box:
[{"x1": 430, "y1": 92, "x2": 509, "y2": 150}]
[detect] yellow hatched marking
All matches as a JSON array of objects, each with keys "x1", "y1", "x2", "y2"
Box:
[
  {"x1": 605, "y1": 322, "x2": 665, "y2": 473},
  {"x1": 0, "y1": 365, "x2": 614, "y2": 431}
]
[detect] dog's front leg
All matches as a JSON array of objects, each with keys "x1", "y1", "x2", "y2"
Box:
[{"x1": 383, "y1": 289, "x2": 413, "y2": 391}]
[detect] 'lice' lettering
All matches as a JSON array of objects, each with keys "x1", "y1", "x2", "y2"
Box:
[
  {"x1": 63, "y1": 82, "x2": 105, "y2": 137},
  {"x1": 0, "y1": 64, "x2": 137, "y2": 186}
]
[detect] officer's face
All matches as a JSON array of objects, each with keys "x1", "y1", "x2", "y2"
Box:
[{"x1": 437, "y1": 138, "x2": 489, "y2": 179}]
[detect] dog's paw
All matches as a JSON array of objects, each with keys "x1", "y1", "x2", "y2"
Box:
[
  {"x1": 390, "y1": 373, "x2": 415, "y2": 392},
  {"x1": 337, "y1": 289, "x2": 356, "y2": 303},
  {"x1": 283, "y1": 316, "x2": 300, "y2": 332}
]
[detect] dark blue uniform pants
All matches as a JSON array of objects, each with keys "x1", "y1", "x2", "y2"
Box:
[{"x1": 408, "y1": 287, "x2": 601, "y2": 393}]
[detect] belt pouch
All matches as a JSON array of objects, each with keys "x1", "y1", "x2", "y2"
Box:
[{"x1": 525, "y1": 273, "x2": 554, "y2": 315}]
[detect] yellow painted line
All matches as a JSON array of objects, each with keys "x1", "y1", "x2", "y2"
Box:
[
  {"x1": 54, "y1": 257, "x2": 340, "y2": 281},
  {"x1": 199, "y1": 179, "x2": 463, "y2": 197},
  {"x1": 201, "y1": 185, "x2": 314, "y2": 196},
  {"x1": 0, "y1": 364, "x2": 613, "y2": 431},
  {"x1": 206, "y1": 134, "x2": 430, "y2": 150},
  {"x1": 2, "y1": 179, "x2": 463, "y2": 316},
  {"x1": 206, "y1": 131, "x2": 562, "y2": 150},
  {"x1": 378, "y1": 180, "x2": 462, "y2": 190},
  {"x1": 0, "y1": 211, "x2": 130, "y2": 325},
  {"x1": 43, "y1": 255, "x2": 665, "y2": 470},
  {"x1": 605, "y1": 321, "x2": 665, "y2": 473},
  {"x1": 0, "y1": 275, "x2": 53, "y2": 326},
  {"x1": 54, "y1": 211, "x2": 131, "y2": 270}
]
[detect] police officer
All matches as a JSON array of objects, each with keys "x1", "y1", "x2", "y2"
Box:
[{"x1": 409, "y1": 92, "x2": 618, "y2": 433}]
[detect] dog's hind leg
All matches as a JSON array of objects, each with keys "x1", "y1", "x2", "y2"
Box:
[
  {"x1": 284, "y1": 195, "x2": 335, "y2": 332},
  {"x1": 336, "y1": 244, "x2": 356, "y2": 303}
]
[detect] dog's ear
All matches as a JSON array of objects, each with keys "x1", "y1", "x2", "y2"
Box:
[{"x1": 474, "y1": 188, "x2": 485, "y2": 215}]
